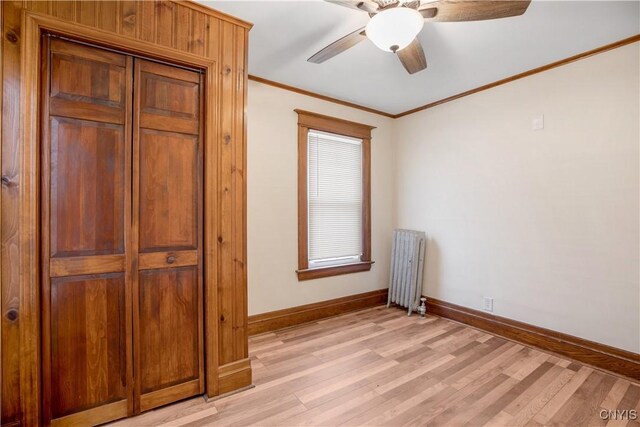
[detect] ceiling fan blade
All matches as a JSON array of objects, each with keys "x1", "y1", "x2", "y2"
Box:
[
  {"x1": 419, "y1": 0, "x2": 531, "y2": 22},
  {"x1": 397, "y1": 38, "x2": 427, "y2": 74},
  {"x1": 419, "y1": 7, "x2": 438, "y2": 18},
  {"x1": 308, "y1": 27, "x2": 367, "y2": 64},
  {"x1": 357, "y1": 0, "x2": 380, "y2": 13},
  {"x1": 403, "y1": 1, "x2": 422, "y2": 10},
  {"x1": 325, "y1": 0, "x2": 380, "y2": 13}
]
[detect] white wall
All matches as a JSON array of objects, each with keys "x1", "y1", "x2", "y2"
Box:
[
  {"x1": 394, "y1": 43, "x2": 640, "y2": 352},
  {"x1": 247, "y1": 80, "x2": 395, "y2": 315}
]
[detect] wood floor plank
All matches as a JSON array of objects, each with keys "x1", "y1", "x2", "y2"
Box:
[
  {"x1": 110, "y1": 306, "x2": 639, "y2": 427},
  {"x1": 503, "y1": 364, "x2": 566, "y2": 416},
  {"x1": 531, "y1": 366, "x2": 593, "y2": 425}
]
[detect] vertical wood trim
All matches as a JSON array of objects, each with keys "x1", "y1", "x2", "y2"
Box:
[
  {"x1": 232, "y1": 25, "x2": 246, "y2": 362},
  {"x1": 240, "y1": 27, "x2": 249, "y2": 359},
  {"x1": 362, "y1": 137, "x2": 371, "y2": 262},
  {"x1": 0, "y1": 2, "x2": 4, "y2": 420},
  {"x1": 131, "y1": 55, "x2": 142, "y2": 415},
  {"x1": 19, "y1": 11, "x2": 42, "y2": 427},
  {"x1": 217, "y1": 20, "x2": 234, "y2": 367},
  {"x1": 124, "y1": 54, "x2": 135, "y2": 417},
  {"x1": 197, "y1": 71, "x2": 206, "y2": 394},
  {"x1": 204, "y1": 56, "x2": 220, "y2": 397},
  {"x1": 229, "y1": 23, "x2": 239, "y2": 364},
  {"x1": 295, "y1": 111, "x2": 374, "y2": 280},
  {"x1": 297, "y1": 125, "x2": 309, "y2": 271},
  {"x1": 39, "y1": 32, "x2": 52, "y2": 426}
]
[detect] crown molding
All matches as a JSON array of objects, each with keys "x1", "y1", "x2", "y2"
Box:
[
  {"x1": 395, "y1": 33, "x2": 640, "y2": 118},
  {"x1": 249, "y1": 34, "x2": 640, "y2": 120},
  {"x1": 248, "y1": 75, "x2": 395, "y2": 118}
]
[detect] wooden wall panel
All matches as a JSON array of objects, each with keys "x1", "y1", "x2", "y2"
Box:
[
  {"x1": 174, "y1": 4, "x2": 191, "y2": 52},
  {"x1": 190, "y1": 8, "x2": 208, "y2": 57},
  {"x1": 0, "y1": 1, "x2": 251, "y2": 425},
  {"x1": 76, "y1": 2, "x2": 97, "y2": 28},
  {"x1": 95, "y1": 1, "x2": 119, "y2": 33},
  {"x1": 234, "y1": 26, "x2": 248, "y2": 362},
  {"x1": 155, "y1": 1, "x2": 174, "y2": 48},
  {"x1": 218, "y1": 20, "x2": 235, "y2": 367},
  {"x1": 2, "y1": 2, "x2": 25, "y2": 425},
  {"x1": 120, "y1": 1, "x2": 137, "y2": 38}
]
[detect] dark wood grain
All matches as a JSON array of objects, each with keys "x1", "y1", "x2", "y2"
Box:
[
  {"x1": 425, "y1": 297, "x2": 640, "y2": 381},
  {"x1": 133, "y1": 58, "x2": 204, "y2": 413},
  {"x1": 41, "y1": 38, "x2": 133, "y2": 426},
  {"x1": 4, "y1": 2, "x2": 250, "y2": 424},
  {"x1": 49, "y1": 274, "x2": 128, "y2": 419},
  {"x1": 1, "y1": 2, "x2": 24, "y2": 424},
  {"x1": 138, "y1": 268, "x2": 201, "y2": 394},
  {"x1": 49, "y1": 118, "x2": 126, "y2": 257},
  {"x1": 137, "y1": 129, "x2": 199, "y2": 251}
]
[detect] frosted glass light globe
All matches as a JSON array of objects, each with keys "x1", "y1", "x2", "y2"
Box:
[{"x1": 365, "y1": 8, "x2": 424, "y2": 52}]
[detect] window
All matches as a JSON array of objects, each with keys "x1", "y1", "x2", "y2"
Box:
[{"x1": 295, "y1": 109, "x2": 374, "y2": 280}]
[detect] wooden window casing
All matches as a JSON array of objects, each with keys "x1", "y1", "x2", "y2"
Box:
[{"x1": 295, "y1": 109, "x2": 375, "y2": 281}]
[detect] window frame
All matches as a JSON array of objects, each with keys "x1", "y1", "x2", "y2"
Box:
[{"x1": 295, "y1": 109, "x2": 375, "y2": 281}]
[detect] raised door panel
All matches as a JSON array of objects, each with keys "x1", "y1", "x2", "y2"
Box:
[
  {"x1": 49, "y1": 274, "x2": 128, "y2": 420},
  {"x1": 49, "y1": 38, "x2": 127, "y2": 125},
  {"x1": 49, "y1": 117, "x2": 125, "y2": 258},
  {"x1": 138, "y1": 130, "x2": 198, "y2": 252},
  {"x1": 42, "y1": 37, "x2": 133, "y2": 426},
  {"x1": 138, "y1": 64, "x2": 200, "y2": 134},
  {"x1": 133, "y1": 58, "x2": 203, "y2": 412},
  {"x1": 138, "y1": 268, "x2": 201, "y2": 411}
]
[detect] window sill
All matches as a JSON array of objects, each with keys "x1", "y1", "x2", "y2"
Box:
[{"x1": 296, "y1": 261, "x2": 374, "y2": 281}]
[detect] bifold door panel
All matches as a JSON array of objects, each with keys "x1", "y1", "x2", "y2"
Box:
[
  {"x1": 41, "y1": 37, "x2": 133, "y2": 426},
  {"x1": 41, "y1": 37, "x2": 203, "y2": 426},
  {"x1": 133, "y1": 58, "x2": 204, "y2": 413}
]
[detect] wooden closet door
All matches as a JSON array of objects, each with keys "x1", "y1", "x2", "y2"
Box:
[
  {"x1": 132, "y1": 59, "x2": 204, "y2": 412},
  {"x1": 41, "y1": 38, "x2": 133, "y2": 425}
]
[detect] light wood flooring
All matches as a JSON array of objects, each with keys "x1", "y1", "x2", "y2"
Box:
[{"x1": 111, "y1": 306, "x2": 640, "y2": 426}]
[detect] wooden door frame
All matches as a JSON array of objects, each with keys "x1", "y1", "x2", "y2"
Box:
[{"x1": 20, "y1": 11, "x2": 221, "y2": 423}]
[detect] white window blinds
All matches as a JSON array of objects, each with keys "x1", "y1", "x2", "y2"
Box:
[{"x1": 307, "y1": 129, "x2": 363, "y2": 265}]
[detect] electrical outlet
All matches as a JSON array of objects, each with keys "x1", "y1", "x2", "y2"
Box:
[{"x1": 483, "y1": 297, "x2": 494, "y2": 312}]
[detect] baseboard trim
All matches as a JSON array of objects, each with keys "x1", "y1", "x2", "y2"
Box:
[
  {"x1": 217, "y1": 358, "x2": 253, "y2": 395},
  {"x1": 426, "y1": 297, "x2": 640, "y2": 381},
  {"x1": 248, "y1": 289, "x2": 388, "y2": 335}
]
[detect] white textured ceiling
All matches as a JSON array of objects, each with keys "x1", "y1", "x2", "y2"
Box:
[{"x1": 201, "y1": 0, "x2": 639, "y2": 114}]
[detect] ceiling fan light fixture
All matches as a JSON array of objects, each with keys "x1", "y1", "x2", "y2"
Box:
[{"x1": 365, "y1": 7, "x2": 424, "y2": 53}]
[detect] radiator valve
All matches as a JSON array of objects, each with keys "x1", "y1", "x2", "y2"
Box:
[{"x1": 418, "y1": 297, "x2": 427, "y2": 317}]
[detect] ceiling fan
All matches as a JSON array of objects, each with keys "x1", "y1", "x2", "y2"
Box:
[{"x1": 308, "y1": 0, "x2": 532, "y2": 74}]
